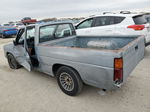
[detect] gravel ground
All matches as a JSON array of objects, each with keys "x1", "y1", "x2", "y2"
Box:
[{"x1": 0, "y1": 38, "x2": 150, "y2": 112}]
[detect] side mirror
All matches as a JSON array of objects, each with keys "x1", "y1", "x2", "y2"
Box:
[
  {"x1": 53, "y1": 33, "x2": 56, "y2": 38},
  {"x1": 75, "y1": 25, "x2": 78, "y2": 29},
  {"x1": 13, "y1": 40, "x2": 17, "y2": 46}
]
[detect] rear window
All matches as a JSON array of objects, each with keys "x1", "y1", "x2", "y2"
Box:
[
  {"x1": 94, "y1": 16, "x2": 125, "y2": 27},
  {"x1": 133, "y1": 15, "x2": 147, "y2": 24},
  {"x1": 143, "y1": 14, "x2": 150, "y2": 23},
  {"x1": 39, "y1": 24, "x2": 75, "y2": 43}
]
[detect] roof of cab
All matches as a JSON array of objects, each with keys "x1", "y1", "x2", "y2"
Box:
[
  {"x1": 37, "y1": 21, "x2": 73, "y2": 27},
  {"x1": 19, "y1": 21, "x2": 73, "y2": 28}
]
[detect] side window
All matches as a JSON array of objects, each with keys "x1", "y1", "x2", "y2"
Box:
[
  {"x1": 26, "y1": 27, "x2": 35, "y2": 39},
  {"x1": 16, "y1": 29, "x2": 25, "y2": 45},
  {"x1": 94, "y1": 16, "x2": 125, "y2": 27},
  {"x1": 77, "y1": 18, "x2": 93, "y2": 29},
  {"x1": 26, "y1": 27, "x2": 35, "y2": 48},
  {"x1": 114, "y1": 17, "x2": 125, "y2": 24},
  {"x1": 39, "y1": 25, "x2": 57, "y2": 43},
  {"x1": 55, "y1": 24, "x2": 74, "y2": 38},
  {"x1": 95, "y1": 17, "x2": 111, "y2": 26}
]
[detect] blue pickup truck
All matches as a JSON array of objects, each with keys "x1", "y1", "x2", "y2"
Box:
[{"x1": 0, "y1": 26, "x2": 18, "y2": 38}]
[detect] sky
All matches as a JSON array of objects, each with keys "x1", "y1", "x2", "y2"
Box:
[{"x1": 0, "y1": 0, "x2": 150, "y2": 23}]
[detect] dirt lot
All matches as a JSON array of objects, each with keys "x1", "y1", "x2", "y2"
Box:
[{"x1": 0, "y1": 38, "x2": 150, "y2": 112}]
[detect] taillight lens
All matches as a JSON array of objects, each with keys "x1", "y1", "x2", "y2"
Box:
[
  {"x1": 127, "y1": 25, "x2": 145, "y2": 31},
  {"x1": 3, "y1": 29, "x2": 9, "y2": 32},
  {"x1": 114, "y1": 58, "x2": 123, "y2": 82}
]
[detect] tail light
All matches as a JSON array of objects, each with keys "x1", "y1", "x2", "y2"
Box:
[
  {"x1": 127, "y1": 25, "x2": 145, "y2": 31},
  {"x1": 114, "y1": 58, "x2": 123, "y2": 83},
  {"x1": 3, "y1": 29, "x2": 9, "y2": 32}
]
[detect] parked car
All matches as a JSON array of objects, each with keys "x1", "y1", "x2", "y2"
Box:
[
  {"x1": 75, "y1": 12, "x2": 150, "y2": 46},
  {"x1": 3, "y1": 22, "x2": 145, "y2": 96},
  {"x1": 11, "y1": 23, "x2": 25, "y2": 29},
  {"x1": 21, "y1": 17, "x2": 37, "y2": 25},
  {"x1": 2, "y1": 24, "x2": 10, "y2": 26},
  {"x1": 0, "y1": 26, "x2": 18, "y2": 38}
]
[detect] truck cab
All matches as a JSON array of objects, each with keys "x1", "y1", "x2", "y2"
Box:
[{"x1": 9, "y1": 22, "x2": 76, "y2": 71}]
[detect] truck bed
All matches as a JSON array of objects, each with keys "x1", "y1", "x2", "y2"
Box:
[
  {"x1": 50, "y1": 36, "x2": 137, "y2": 50},
  {"x1": 37, "y1": 35, "x2": 145, "y2": 90}
]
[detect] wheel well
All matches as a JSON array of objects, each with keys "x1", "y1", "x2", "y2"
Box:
[
  {"x1": 6, "y1": 52, "x2": 11, "y2": 57},
  {"x1": 52, "y1": 64, "x2": 63, "y2": 76},
  {"x1": 7, "y1": 52, "x2": 10, "y2": 55},
  {"x1": 52, "y1": 64, "x2": 81, "y2": 79}
]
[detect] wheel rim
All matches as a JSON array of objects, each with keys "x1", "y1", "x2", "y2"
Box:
[{"x1": 59, "y1": 72, "x2": 74, "y2": 91}]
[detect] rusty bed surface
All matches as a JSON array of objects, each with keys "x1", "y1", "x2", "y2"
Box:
[{"x1": 38, "y1": 36, "x2": 144, "y2": 53}]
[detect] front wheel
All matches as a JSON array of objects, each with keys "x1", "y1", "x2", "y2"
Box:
[
  {"x1": 7, "y1": 54, "x2": 21, "y2": 69},
  {"x1": 56, "y1": 66, "x2": 83, "y2": 96}
]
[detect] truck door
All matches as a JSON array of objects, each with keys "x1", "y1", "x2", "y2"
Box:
[{"x1": 13, "y1": 28, "x2": 32, "y2": 71}]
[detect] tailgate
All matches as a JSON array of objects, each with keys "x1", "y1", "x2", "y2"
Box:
[{"x1": 122, "y1": 36, "x2": 145, "y2": 82}]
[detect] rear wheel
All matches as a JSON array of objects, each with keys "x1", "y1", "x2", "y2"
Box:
[
  {"x1": 56, "y1": 66, "x2": 83, "y2": 96},
  {"x1": 7, "y1": 54, "x2": 21, "y2": 69},
  {"x1": 1, "y1": 34, "x2": 5, "y2": 38},
  {"x1": 0, "y1": 34, "x2": 4, "y2": 38}
]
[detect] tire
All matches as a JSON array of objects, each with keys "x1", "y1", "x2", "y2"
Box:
[
  {"x1": 0, "y1": 34, "x2": 3, "y2": 38},
  {"x1": 2, "y1": 35, "x2": 5, "y2": 39},
  {"x1": 7, "y1": 53, "x2": 21, "y2": 69},
  {"x1": 56, "y1": 66, "x2": 83, "y2": 96},
  {"x1": 1, "y1": 34, "x2": 5, "y2": 39}
]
